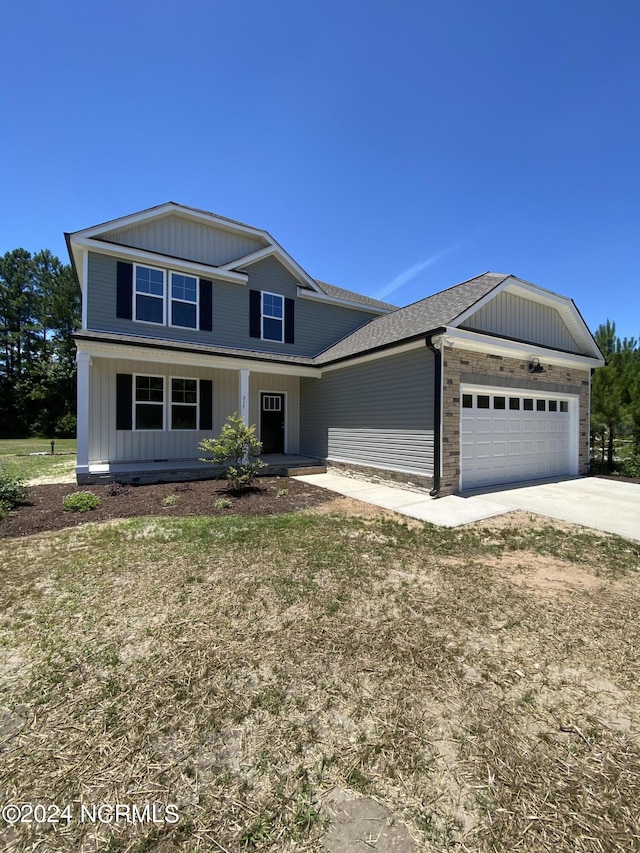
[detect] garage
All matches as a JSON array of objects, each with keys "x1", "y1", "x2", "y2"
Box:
[{"x1": 459, "y1": 385, "x2": 579, "y2": 490}]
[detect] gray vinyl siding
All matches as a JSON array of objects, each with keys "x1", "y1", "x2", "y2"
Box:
[
  {"x1": 88, "y1": 357, "x2": 299, "y2": 463},
  {"x1": 462, "y1": 291, "x2": 581, "y2": 352},
  {"x1": 101, "y1": 214, "x2": 266, "y2": 266},
  {"x1": 300, "y1": 347, "x2": 435, "y2": 475},
  {"x1": 86, "y1": 253, "x2": 378, "y2": 357}
]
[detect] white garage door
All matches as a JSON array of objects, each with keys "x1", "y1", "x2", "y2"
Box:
[{"x1": 460, "y1": 386, "x2": 578, "y2": 490}]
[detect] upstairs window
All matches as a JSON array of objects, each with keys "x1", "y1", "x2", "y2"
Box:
[
  {"x1": 170, "y1": 272, "x2": 198, "y2": 329},
  {"x1": 249, "y1": 289, "x2": 294, "y2": 344},
  {"x1": 262, "y1": 292, "x2": 284, "y2": 342},
  {"x1": 134, "y1": 265, "x2": 165, "y2": 324}
]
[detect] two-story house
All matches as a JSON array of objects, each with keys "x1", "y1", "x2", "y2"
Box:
[{"x1": 67, "y1": 203, "x2": 604, "y2": 495}]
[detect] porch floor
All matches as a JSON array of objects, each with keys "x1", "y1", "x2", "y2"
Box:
[{"x1": 80, "y1": 455, "x2": 325, "y2": 486}]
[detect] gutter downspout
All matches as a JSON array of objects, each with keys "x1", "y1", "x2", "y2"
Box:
[{"x1": 426, "y1": 331, "x2": 444, "y2": 497}]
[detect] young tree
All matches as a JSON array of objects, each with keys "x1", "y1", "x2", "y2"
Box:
[
  {"x1": 199, "y1": 413, "x2": 267, "y2": 491},
  {"x1": 591, "y1": 321, "x2": 640, "y2": 471}
]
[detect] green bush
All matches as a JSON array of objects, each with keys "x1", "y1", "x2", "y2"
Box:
[
  {"x1": 620, "y1": 454, "x2": 640, "y2": 478},
  {"x1": 590, "y1": 453, "x2": 640, "y2": 478},
  {"x1": 55, "y1": 413, "x2": 77, "y2": 438},
  {"x1": 199, "y1": 413, "x2": 267, "y2": 491},
  {"x1": 162, "y1": 495, "x2": 178, "y2": 507},
  {"x1": 214, "y1": 497, "x2": 232, "y2": 509},
  {"x1": 63, "y1": 492, "x2": 100, "y2": 512},
  {"x1": 0, "y1": 469, "x2": 28, "y2": 509}
]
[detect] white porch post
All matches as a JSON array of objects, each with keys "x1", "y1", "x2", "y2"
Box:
[
  {"x1": 239, "y1": 369, "x2": 250, "y2": 426},
  {"x1": 75, "y1": 351, "x2": 91, "y2": 475}
]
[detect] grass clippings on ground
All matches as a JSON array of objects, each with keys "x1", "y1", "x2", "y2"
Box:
[{"x1": 0, "y1": 506, "x2": 639, "y2": 852}]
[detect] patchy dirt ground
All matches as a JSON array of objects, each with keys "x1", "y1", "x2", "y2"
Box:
[
  {"x1": 0, "y1": 477, "x2": 335, "y2": 538},
  {"x1": 0, "y1": 479, "x2": 639, "y2": 851}
]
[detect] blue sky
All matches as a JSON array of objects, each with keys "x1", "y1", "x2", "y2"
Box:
[{"x1": 1, "y1": 0, "x2": 638, "y2": 340}]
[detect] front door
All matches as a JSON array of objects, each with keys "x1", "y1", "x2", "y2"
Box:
[{"x1": 260, "y1": 393, "x2": 285, "y2": 454}]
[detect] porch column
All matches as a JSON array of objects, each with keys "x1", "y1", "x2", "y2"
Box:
[
  {"x1": 76, "y1": 351, "x2": 91, "y2": 475},
  {"x1": 239, "y1": 369, "x2": 250, "y2": 426}
]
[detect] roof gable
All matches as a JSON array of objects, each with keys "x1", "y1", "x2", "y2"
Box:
[
  {"x1": 97, "y1": 212, "x2": 268, "y2": 267},
  {"x1": 451, "y1": 275, "x2": 601, "y2": 359},
  {"x1": 68, "y1": 203, "x2": 398, "y2": 313}
]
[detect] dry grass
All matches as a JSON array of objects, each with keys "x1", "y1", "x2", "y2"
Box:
[{"x1": 0, "y1": 510, "x2": 639, "y2": 852}]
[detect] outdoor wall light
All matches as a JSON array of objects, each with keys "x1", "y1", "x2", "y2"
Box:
[{"x1": 528, "y1": 357, "x2": 545, "y2": 374}]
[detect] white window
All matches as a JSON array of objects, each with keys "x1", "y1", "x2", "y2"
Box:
[
  {"x1": 170, "y1": 272, "x2": 198, "y2": 329},
  {"x1": 262, "y1": 292, "x2": 284, "y2": 342},
  {"x1": 134, "y1": 375, "x2": 164, "y2": 430},
  {"x1": 171, "y1": 378, "x2": 198, "y2": 430},
  {"x1": 134, "y1": 265, "x2": 165, "y2": 324}
]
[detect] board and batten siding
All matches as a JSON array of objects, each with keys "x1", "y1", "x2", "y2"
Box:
[
  {"x1": 100, "y1": 214, "x2": 266, "y2": 267},
  {"x1": 86, "y1": 253, "x2": 379, "y2": 358},
  {"x1": 300, "y1": 347, "x2": 435, "y2": 476},
  {"x1": 88, "y1": 358, "x2": 299, "y2": 464},
  {"x1": 462, "y1": 291, "x2": 581, "y2": 352}
]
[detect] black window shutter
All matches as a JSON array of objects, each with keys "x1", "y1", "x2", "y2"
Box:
[
  {"x1": 116, "y1": 262, "x2": 133, "y2": 320},
  {"x1": 199, "y1": 380, "x2": 213, "y2": 430},
  {"x1": 249, "y1": 289, "x2": 261, "y2": 338},
  {"x1": 116, "y1": 374, "x2": 133, "y2": 430},
  {"x1": 199, "y1": 279, "x2": 213, "y2": 331},
  {"x1": 284, "y1": 298, "x2": 295, "y2": 344}
]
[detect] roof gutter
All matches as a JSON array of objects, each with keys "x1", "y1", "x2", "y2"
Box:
[{"x1": 425, "y1": 329, "x2": 445, "y2": 497}]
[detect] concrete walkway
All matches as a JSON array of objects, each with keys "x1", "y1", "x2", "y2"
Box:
[{"x1": 293, "y1": 473, "x2": 640, "y2": 540}]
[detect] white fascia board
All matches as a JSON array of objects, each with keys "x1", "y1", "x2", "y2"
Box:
[
  {"x1": 434, "y1": 327, "x2": 605, "y2": 368},
  {"x1": 71, "y1": 237, "x2": 248, "y2": 285},
  {"x1": 297, "y1": 287, "x2": 392, "y2": 315},
  {"x1": 74, "y1": 338, "x2": 318, "y2": 377},
  {"x1": 318, "y1": 339, "x2": 426, "y2": 374},
  {"x1": 221, "y1": 245, "x2": 322, "y2": 292},
  {"x1": 70, "y1": 202, "x2": 272, "y2": 244}
]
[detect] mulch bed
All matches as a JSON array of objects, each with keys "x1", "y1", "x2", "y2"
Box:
[{"x1": 0, "y1": 477, "x2": 335, "y2": 539}]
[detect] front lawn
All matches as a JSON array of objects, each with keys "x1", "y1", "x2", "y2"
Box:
[
  {"x1": 0, "y1": 510, "x2": 638, "y2": 851},
  {"x1": 0, "y1": 438, "x2": 76, "y2": 484}
]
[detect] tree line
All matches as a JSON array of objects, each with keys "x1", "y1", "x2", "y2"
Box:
[
  {"x1": 591, "y1": 321, "x2": 640, "y2": 473},
  {"x1": 0, "y1": 248, "x2": 80, "y2": 438}
]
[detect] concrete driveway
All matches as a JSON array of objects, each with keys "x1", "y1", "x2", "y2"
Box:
[
  {"x1": 465, "y1": 476, "x2": 640, "y2": 541},
  {"x1": 294, "y1": 473, "x2": 640, "y2": 540}
]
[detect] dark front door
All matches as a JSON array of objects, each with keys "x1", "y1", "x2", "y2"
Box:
[{"x1": 260, "y1": 393, "x2": 285, "y2": 454}]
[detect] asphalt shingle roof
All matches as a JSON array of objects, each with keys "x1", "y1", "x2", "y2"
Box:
[
  {"x1": 315, "y1": 273, "x2": 509, "y2": 363},
  {"x1": 314, "y1": 280, "x2": 398, "y2": 312}
]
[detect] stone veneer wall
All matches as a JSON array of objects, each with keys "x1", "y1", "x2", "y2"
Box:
[{"x1": 440, "y1": 348, "x2": 591, "y2": 496}]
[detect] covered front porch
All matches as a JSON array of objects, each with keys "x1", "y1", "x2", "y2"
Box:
[
  {"x1": 77, "y1": 454, "x2": 326, "y2": 486},
  {"x1": 74, "y1": 333, "x2": 320, "y2": 483}
]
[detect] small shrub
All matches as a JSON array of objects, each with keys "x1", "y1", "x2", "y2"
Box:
[
  {"x1": 162, "y1": 495, "x2": 178, "y2": 507},
  {"x1": 174, "y1": 482, "x2": 193, "y2": 493},
  {"x1": 63, "y1": 492, "x2": 100, "y2": 512},
  {"x1": 0, "y1": 470, "x2": 28, "y2": 509},
  {"x1": 106, "y1": 481, "x2": 130, "y2": 497},
  {"x1": 214, "y1": 497, "x2": 232, "y2": 509},
  {"x1": 199, "y1": 413, "x2": 267, "y2": 492},
  {"x1": 276, "y1": 488, "x2": 289, "y2": 498}
]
